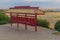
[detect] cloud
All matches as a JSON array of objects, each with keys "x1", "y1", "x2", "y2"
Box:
[
  {"x1": 0, "y1": 0, "x2": 60, "y2": 9},
  {"x1": 0, "y1": 0, "x2": 12, "y2": 3},
  {"x1": 0, "y1": 0, "x2": 24, "y2": 3},
  {"x1": 0, "y1": 0, "x2": 60, "y2": 3},
  {"x1": 25, "y1": 0, "x2": 60, "y2": 3},
  {"x1": 25, "y1": 0, "x2": 49, "y2": 2}
]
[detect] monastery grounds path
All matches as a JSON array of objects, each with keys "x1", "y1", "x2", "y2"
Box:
[{"x1": 0, "y1": 24, "x2": 60, "y2": 40}]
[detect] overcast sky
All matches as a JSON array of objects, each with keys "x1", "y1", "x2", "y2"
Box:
[{"x1": 0, "y1": 0, "x2": 60, "y2": 9}]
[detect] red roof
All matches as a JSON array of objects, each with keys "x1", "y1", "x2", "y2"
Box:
[{"x1": 10, "y1": 6, "x2": 39, "y2": 9}]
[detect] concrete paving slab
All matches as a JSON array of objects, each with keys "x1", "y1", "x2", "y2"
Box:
[{"x1": 0, "y1": 24, "x2": 60, "y2": 40}]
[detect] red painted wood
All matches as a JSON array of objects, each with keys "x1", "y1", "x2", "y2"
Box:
[
  {"x1": 10, "y1": 13, "x2": 37, "y2": 31},
  {"x1": 10, "y1": 13, "x2": 12, "y2": 27},
  {"x1": 17, "y1": 13, "x2": 19, "y2": 28},
  {"x1": 34, "y1": 9, "x2": 38, "y2": 32},
  {"x1": 25, "y1": 14, "x2": 27, "y2": 30},
  {"x1": 9, "y1": 8, "x2": 39, "y2": 32},
  {"x1": 10, "y1": 6, "x2": 39, "y2": 9}
]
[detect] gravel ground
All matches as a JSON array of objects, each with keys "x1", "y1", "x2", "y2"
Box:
[{"x1": 0, "y1": 24, "x2": 60, "y2": 40}]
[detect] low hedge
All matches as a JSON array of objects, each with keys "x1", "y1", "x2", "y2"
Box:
[
  {"x1": 54, "y1": 20, "x2": 60, "y2": 32},
  {"x1": 37, "y1": 19, "x2": 49, "y2": 28},
  {"x1": 0, "y1": 21, "x2": 9, "y2": 25},
  {"x1": 0, "y1": 13, "x2": 9, "y2": 25}
]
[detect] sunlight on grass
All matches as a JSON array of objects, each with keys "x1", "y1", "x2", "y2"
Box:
[{"x1": 52, "y1": 32, "x2": 60, "y2": 35}]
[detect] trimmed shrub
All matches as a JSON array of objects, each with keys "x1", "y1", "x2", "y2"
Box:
[
  {"x1": 54, "y1": 20, "x2": 60, "y2": 32},
  {"x1": 0, "y1": 13, "x2": 9, "y2": 25},
  {"x1": 0, "y1": 21, "x2": 8, "y2": 25},
  {"x1": 37, "y1": 19, "x2": 49, "y2": 28}
]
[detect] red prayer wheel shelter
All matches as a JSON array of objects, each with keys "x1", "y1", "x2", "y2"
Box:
[{"x1": 6, "y1": 6, "x2": 45, "y2": 32}]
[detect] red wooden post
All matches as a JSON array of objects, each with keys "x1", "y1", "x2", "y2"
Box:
[
  {"x1": 17, "y1": 23, "x2": 19, "y2": 28},
  {"x1": 34, "y1": 9, "x2": 37, "y2": 32},
  {"x1": 10, "y1": 13, "x2": 12, "y2": 27},
  {"x1": 25, "y1": 13, "x2": 27, "y2": 30},
  {"x1": 17, "y1": 13, "x2": 19, "y2": 28}
]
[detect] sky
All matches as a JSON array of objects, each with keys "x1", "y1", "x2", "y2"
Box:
[{"x1": 0, "y1": 0, "x2": 60, "y2": 9}]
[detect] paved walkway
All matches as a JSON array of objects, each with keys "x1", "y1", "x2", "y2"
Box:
[{"x1": 0, "y1": 24, "x2": 60, "y2": 40}]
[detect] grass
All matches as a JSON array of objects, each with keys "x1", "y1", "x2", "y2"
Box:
[
  {"x1": 37, "y1": 12, "x2": 60, "y2": 29},
  {"x1": 52, "y1": 32, "x2": 60, "y2": 35}
]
